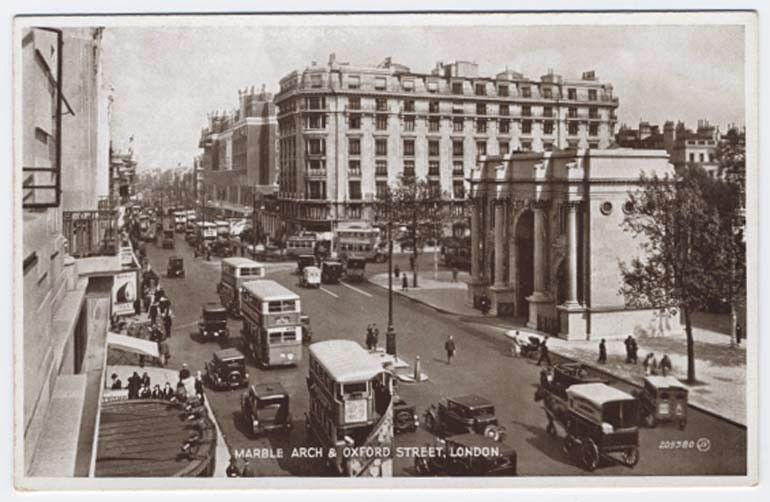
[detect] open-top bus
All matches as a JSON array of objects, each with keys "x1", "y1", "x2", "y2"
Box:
[
  {"x1": 217, "y1": 257, "x2": 267, "y2": 316},
  {"x1": 306, "y1": 340, "x2": 394, "y2": 477},
  {"x1": 240, "y1": 280, "x2": 303, "y2": 367}
]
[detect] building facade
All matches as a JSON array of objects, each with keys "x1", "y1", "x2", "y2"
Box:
[
  {"x1": 198, "y1": 86, "x2": 278, "y2": 218},
  {"x1": 274, "y1": 54, "x2": 619, "y2": 232},
  {"x1": 468, "y1": 148, "x2": 681, "y2": 341}
]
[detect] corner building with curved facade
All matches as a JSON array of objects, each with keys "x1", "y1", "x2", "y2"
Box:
[{"x1": 468, "y1": 148, "x2": 682, "y2": 340}]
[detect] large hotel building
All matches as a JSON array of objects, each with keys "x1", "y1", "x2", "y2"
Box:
[{"x1": 275, "y1": 54, "x2": 619, "y2": 232}]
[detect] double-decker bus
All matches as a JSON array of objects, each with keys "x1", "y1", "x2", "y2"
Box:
[
  {"x1": 173, "y1": 211, "x2": 187, "y2": 233},
  {"x1": 241, "y1": 280, "x2": 303, "y2": 367},
  {"x1": 306, "y1": 340, "x2": 394, "y2": 477},
  {"x1": 196, "y1": 221, "x2": 218, "y2": 243},
  {"x1": 217, "y1": 257, "x2": 266, "y2": 316},
  {"x1": 285, "y1": 233, "x2": 316, "y2": 259},
  {"x1": 334, "y1": 225, "x2": 385, "y2": 263}
]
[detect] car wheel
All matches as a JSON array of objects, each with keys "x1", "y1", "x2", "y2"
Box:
[
  {"x1": 581, "y1": 438, "x2": 600, "y2": 471},
  {"x1": 483, "y1": 424, "x2": 501, "y2": 442},
  {"x1": 643, "y1": 413, "x2": 657, "y2": 428},
  {"x1": 623, "y1": 447, "x2": 640, "y2": 467}
]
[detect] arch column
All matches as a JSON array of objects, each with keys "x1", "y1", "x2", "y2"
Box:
[
  {"x1": 493, "y1": 200, "x2": 506, "y2": 288},
  {"x1": 470, "y1": 200, "x2": 481, "y2": 282},
  {"x1": 564, "y1": 201, "x2": 580, "y2": 305},
  {"x1": 526, "y1": 200, "x2": 552, "y2": 330}
]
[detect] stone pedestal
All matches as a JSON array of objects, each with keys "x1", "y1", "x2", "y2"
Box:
[
  {"x1": 467, "y1": 278, "x2": 489, "y2": 309},
  {"x1": 526, "y1": 292, "x2": 553, "y2": 331},
  {"x1": 557, "y1": 303, "x2": 588, "y2": 340},
  {"x1": 489, "y1": 286, "x2": 515, "y2": 317}
]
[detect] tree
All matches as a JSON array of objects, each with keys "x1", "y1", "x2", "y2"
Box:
[
  {"x1": 385, "y1": 175, "x2": 451, "y2": 288},
  {"x1": 620, "y1": 166, "x2": 728, "y2": 383}
]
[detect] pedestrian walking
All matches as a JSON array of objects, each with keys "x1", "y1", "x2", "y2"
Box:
[
  {"x1": 365, "y1": 324, "x2": 373, "y2": 350},
  {"x1": 372, "y1": 324, "x2": 380, "y2": 350},
  {"x1": 195, "y1": 371, "x2": 205, "y2": 404},
  {"x1": 624, "y1": 335, "x2": 632, "y2": 363},
  {"x1": 598, "y1": 339, "x2": 607, "y2": 364},
  {"x1": 159, "y1": 296, "x2": 171, "y2": 317},
  {"x1": 643, "y1": 353, "x2": 658, "y2": 376},
  {"x1": 659, "y1": 354, "x2": 672, "y2": 376},
  {"x1": 444, "y1": 335, "x2": 456, "y2": 364},
  {"x1": 736, "y1": 323, "x2": 743, "y2": 346},
  {"x1": 163, "y1": 312, "x2": 173, "y2": 339},
  {"x1": 536, "y1": 337, "x2": 552, "y2": 367},
  {"x1": 394, "y1": 264, "x2": 400, "y2": 279},
  {"x1": 149, "y1": 302, "x2": 158, "y2": 325},
  {"x1": 628, "y1": 335, "x2": 639, "y2": 364},
  {"x1": 401, "y1": 274, "x2": 408, "y2": 291},
  {"x1": 509, "y1": 330, "x2": 521, "y2": 357}
]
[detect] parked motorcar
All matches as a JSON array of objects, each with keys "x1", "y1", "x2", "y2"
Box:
[
  {"x1": 414, "y1": 433, "x2": 518, "y2": 476},
  {"x1": 634, "y1": 376, "x2": 688, "y2": 429},
  {"x1": 166, "y1": 256, "x2": 185, "y2": 278},
  {"x1": 198, "y1": 303, "x2": 230, "y2": 340},
  {"x1": 394, "y1": 397, "x2": 420, "y2": 434},
  {"x1": 240, "y1": 383, "x2": 292, "y2": 436},
  {"x1": 424, "y1": 395, "x2": 506, "y2": 441},
  {"x1": 204, "y1": 348, "x2": 249, "y2": 390}
]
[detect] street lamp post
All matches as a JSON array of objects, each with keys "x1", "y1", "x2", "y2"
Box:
[{"x1": 385, "y1": 191, "x2": 397, "y2": 357}]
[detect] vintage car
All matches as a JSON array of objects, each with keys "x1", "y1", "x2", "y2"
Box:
[
  {"x1": 321, "y1": 260, "x2": 344, "y2": 284},
  {"x1": 240, "y1": 382, "x2": 292, "y2": 436},
  {"x1": 205, "y1": 348, "x2": 249, "y2": 390},
  {"x1": 414, "y1": 433, "x2": 518, "y2": 477},
  {"x1": 198, "y1": 303, "x2": 230, "y2": 340},
  {"x1": 424, "y1": 395, "x2": 506, "y2": 441},
  {"x1": 557, "y1": 383, "x2": 640, "y2": 471},
  {"x1": 300, "y1": 266, "x2": 321, "y2": 288},
  {"x1": 296, "y1": 254, "x2": 317, "y2": 275},
  {"x1": 394, "y1": 397, "x2": 420, "y2": 434},
  {"x1": 634, "y1": 376, "x2": 688, "y2": 429},
  {"x1": 162, "y1": 230, "x2": 175, "y2": 249},
  {"x1": 300, "y1": 315, "x2": 313, "y2": 345},
  {"x1": 166, "y1": 256, "x2": 185, "y2": 278}
]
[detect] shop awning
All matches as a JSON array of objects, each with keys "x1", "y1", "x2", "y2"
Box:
[{"x1": 106, "y1": 332, "x2": 159, "y2": 358}]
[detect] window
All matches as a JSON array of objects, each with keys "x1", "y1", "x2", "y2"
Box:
[
  {"x1": 348, "y1": 75, "x2": 360, "y2": 89},
  {"x1": 522, "y1": 120, "x2": 532, "y2": 134},
  {"x1": 568, "y1": 107, "x2": 577, "y2": 118},
  {"x1": 349, "y1": 138, "x2": 361, "y2": 155},
  {"x1": 699, "y1": 153, "x2": 705, "y2": 162},
  {"x1": 268, "y1": 299, "x2": 297, "y2": 313},
  {"x1": 453, "y1": 118, "x2": 464, "y2": 132},
  {"x1": 589, "y1": 123, "x2": 599, "y2": 137},
  {"x1": 428, "y1": 160, "x2": 440, "y2": 176},
  {"x1": 404, "y1": 117, "x2": 415, "y2": 132},
  {"x1": 349, "y1": 181, "x2": 362, "y2": 200},
  {"x1": 709, "y1": 153, "x2": 715, "y2": 163},
  {"x1": 429, "y1": 118, "x2": 440, "y2": 132},
  {"x1": 453, "y1": 180, "x2": 465, "y2": 198},
  {"x1": 453, "y1": 140, "x2": 464, "y2": 157},
  {"x1": 307, "y1": 159, "x2": 325, "y2": 172},
  {"x1": 428, "y1": 180, "x2": 441, "y2": 196},
  {"x1": 589, "y1": 107, "x2": 598, "y2": 119},
  {"x1": 689, "y1": 153, "x2": 695, "y2": 163},
  {"x1": 305, "y1": 114, "x2": 326, "y2": 129},
  {"x1": 404, "y1": 100, "x2": 415, "y2": 112},
  {"x1": 452, "y1": 82, "x2": 464, "y2": 95},
  {"x1": 427, "y1": 81, "x2": 439, "y2": 93},
  {"x1": 348, "y1": 160, "x2": 361, "y2": 176},
  {"x1": 376, "y1": 98, "x2": 388, "y2": 112},
  {"x1": 349, "y1": 114, "x2": 361, "y2": 130},
  {"x1": 476, "y1": 141, "x2": 487, "y2": 155},
  {"x1": 429, "y1": 100, "x2": 440, "y2": 113},
  {"x1": 403, "y1": 139, "x2": 415, "y2": 157},
  {"x1": 568, "y1": 88, "x2": 577, "y2": 100},
  {"x1": 588, "y1": 89, "x2": 597, "y2": 101},
  {"x1": 375, "y1": 160, "x2": 388, "y2": 176},
  {"x1": 403, "y1": 160, "x2": 415, "y2": 177},
  {"x1": 376, "y1": 139, "x2": 388, "y2": 156},
  {"x1": 306, "y1": 138, "x2": 325, "y2": 155},
  {"x1": 520, "y1": 141, "x2": 532, "y2": 151},
  {"x1": 543, "y1": 106, "x2": 553, "y2": 118},
  {"x1": 543, "y1": 141, "x2": 554, "y2": 151},
  {"x1": 542, "y1": 87, "x2": 553, "y2": 99},
  {"x1": 402, "y1": 79, "x2": 414, "y2": 92},
  {"x1": 476, "y1": 103, "x2": 487, "y2": 115},
  {"x1": 498, "y1": 85, "x2": 509, "y2": 97},
  {"x1": 307, "y1": 180, "x2": 326, "y2": 200},
  {"x1": 589, "y1": 141, "x2": 599, "y2": 149},
  {"x1": 376, "y1": 115, "x2": 388, "y2": 130},
  {"x1": 522, "y1": 105, "x2": 531, "y2": 117},
  {"x1": 521, "y1": 86, "x2": 531, "y2": 98},
  {"x1": 499, "y1": 141, "x2": 509, "y2": 154},
  {"x1": 376, "y1": 181, "x2": 388, "y2": 199},
  {"x1": 499, "y1": 120, "x2": 510, "y2": 134},
  {"x1": 477, "y1": 119, "x2": 487, "y2": 133},
  {"x1": 568, "y1": 123, "x2": 579, "y2": 135},
  {"x1": 348, "y1": 96, "x2": 361, "y2": 110},
  {"x1": 375, "y1": 77, "x2": 386, "y2": 90},
  {"x1": 310, "y1": 75, "x2": 322, "y2": 88},
  {"x1": 429, "y1": 140, "x2": 440, "y2": 157},
  {"x1": 499, "y1": 104, "x2": 509, "y2": 116},
  {"x1": 475, "y1": 83, "x2": 486, "y2": 95},
  {"x1": 452, "y1": 161, "x2": 464, "y2": 175},
  {"x1": 306, "y1": 96, "x2": 325, "y2": 110},
  {"x1": 543, "y1": 121, "x2": 554, "y2": 135}
]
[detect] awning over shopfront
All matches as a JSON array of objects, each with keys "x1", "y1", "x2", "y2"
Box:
[{"x1": 106, "y1": 332, "x2": 159, "y2": 358}]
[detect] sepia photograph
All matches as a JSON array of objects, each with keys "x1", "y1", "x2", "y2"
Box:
[{"x1": 11, "y1": 10, "x2": 758, "y2": 490}]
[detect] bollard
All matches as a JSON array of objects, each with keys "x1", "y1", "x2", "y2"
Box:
[{"x1": 414, "y1": 356, "x2": 421, "y2": 381}]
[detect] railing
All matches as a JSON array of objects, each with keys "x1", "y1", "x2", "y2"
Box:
[
  {"x1": 22, "y1": 166, "x2": 59, "y2": 208},
  {"x1": 63, "y1": 210, "x2": 119, "y2": 258}
]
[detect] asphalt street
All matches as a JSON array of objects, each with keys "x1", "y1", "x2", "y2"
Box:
[{"x1": 145, "y1": 234, "x2": 747, "y2": 477}]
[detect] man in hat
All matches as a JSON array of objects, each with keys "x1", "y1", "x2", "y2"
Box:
[{"x1": 444, "y1": 335, "x2": 456, "y2": 364}]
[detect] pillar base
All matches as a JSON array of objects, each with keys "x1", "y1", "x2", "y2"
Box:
[
  {"x1": 489, "y1": 285, "x2": 515, "y2": 317},
  {"x1": 526, "y1": 292, "x2": 556, "y2": 333},
  {"x1": 556, "y1": 303, "x2": 588, "y2": 340},
  {"x1": 466, "y1": 278, "x2": 489, "y2": 309}
]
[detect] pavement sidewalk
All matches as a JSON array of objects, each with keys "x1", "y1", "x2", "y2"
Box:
[{"x1": 369, "y1": 272, "x2": 747, "y2": 426}]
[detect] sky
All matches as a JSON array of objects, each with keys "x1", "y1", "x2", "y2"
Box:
[{"x1": 100, "y1": 22, "x2": 746, "y2": 171}]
